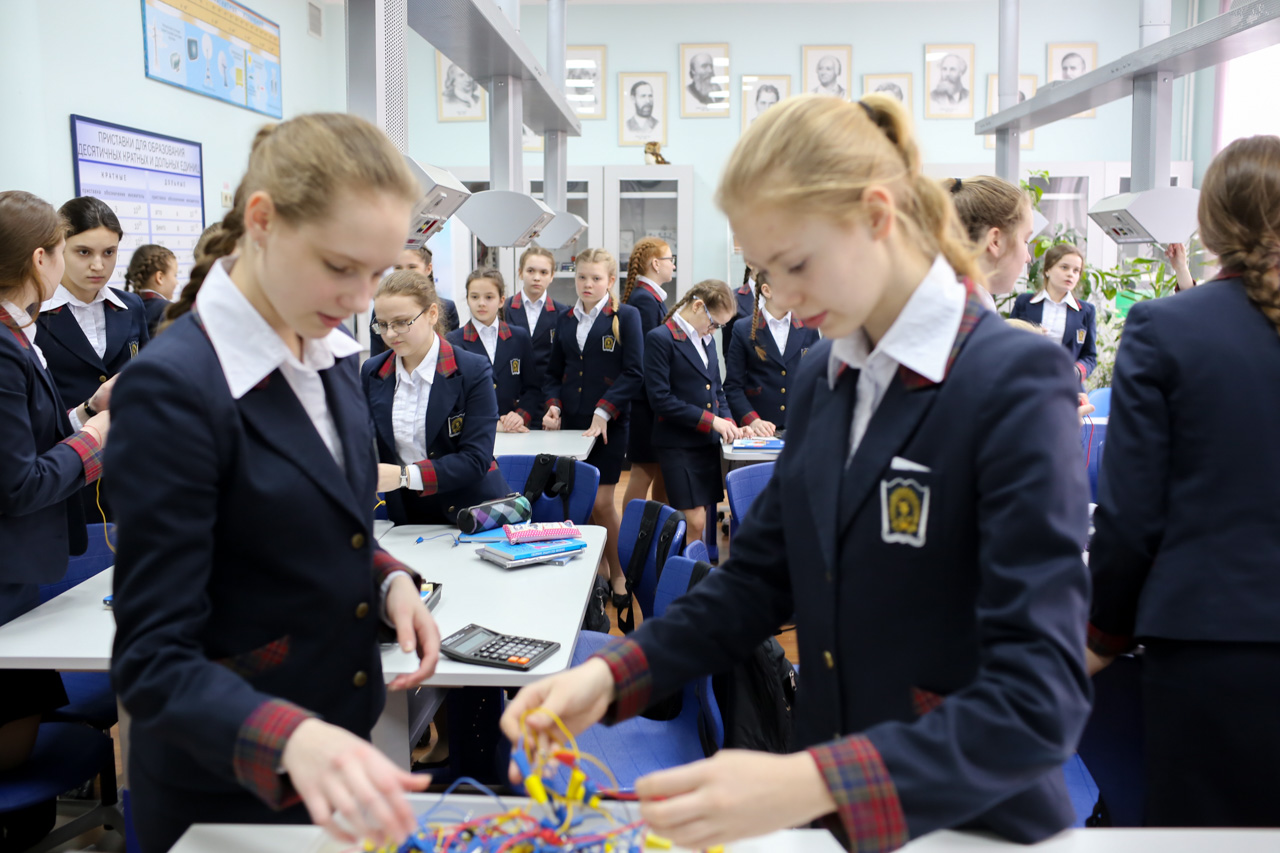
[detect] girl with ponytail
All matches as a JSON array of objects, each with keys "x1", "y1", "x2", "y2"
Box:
[
  {"x1": 502, "y1": 94, "x2": 1092, "y2": 852},
  {"x1": 944, "y1": 175, "x2": 1034, "y2": 313},
  {"x1": 621, "y1": 237, "x2": 674, "y2": 509},
  {"x1": 105, "y1": 114, "x2": 440, "y2": 852},
  {"x1": 723, "y1": 270, "x2": 820, "y2": 436},
  {"x1": 1089, "y1": 134, "x2": 1280, "y2": 827}
]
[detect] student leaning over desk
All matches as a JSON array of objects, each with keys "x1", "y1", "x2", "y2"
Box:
[{"x1": 503, "y1": 94, "x2": 1092, "y2": 852}]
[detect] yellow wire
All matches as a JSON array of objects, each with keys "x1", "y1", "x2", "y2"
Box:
[
  {"x1": 575, "y1": 752, "x2": 621, "y2": 795},
  {"x1": 96, "y1": 479, "x2": 115, "y2": 554},
  {"x1": 374, "y1": 499, "x2": 386, "y2": 511}
]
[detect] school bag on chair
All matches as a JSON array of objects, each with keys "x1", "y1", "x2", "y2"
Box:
[
  {"x1": 521, "y1": 453, "x2": 577, "y2": 521},
  {"x1": 617, "y1": 500, "x2": 684, "y2": 635}
]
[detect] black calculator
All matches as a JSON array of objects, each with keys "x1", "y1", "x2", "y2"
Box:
[{"x1": 440, "y1": 624, "x2": 560, "y2": 671}]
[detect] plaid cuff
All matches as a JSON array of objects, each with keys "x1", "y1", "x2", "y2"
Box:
[
  {"x1": 910, "y1": 687, "x2": 944, "y2": 717},
  {"x1": 596, "y1": 398, "x2": 621, "y2": 421},
  {"x1": 372, "y1": 546, "x2": 422, "y2": 589},
  {"x1": 696, "y1": 409, "x2": 716, "y2": 435},
  {"x1": 60, "y1": 431, "x2": 103, "y2": 484},
  {"x1": 1076, "y1": 362, "x2": 1088, "y2": 380},
  {"x1": 546, "y1": 397, "x2": 562, "y2": 412},
  {"x1": 233, "y1": 699, "x2": 315, "y2": 810},
  {"x1": 740, "y1": 411, "x2": 760, "y2": 426},
  {"x1": 414, "y1": 460, "x2": 438, "y2": 496},
  {"x1": 1087, "y1": 622, "x2": 1134, "y2": 657},
  {"x1": 808, "y1": 736, "x2": 908, "y2": 853},
  {"x1": 589, "y1": 638, "x2": 652, "y2": 724},
  {"x1": 516, "y1": 408, "x2": 532, "y2": 427}
]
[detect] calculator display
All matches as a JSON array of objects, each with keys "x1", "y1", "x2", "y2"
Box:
[{"x1": 455, "y1": 629, "x2": 496, "y2": 655}]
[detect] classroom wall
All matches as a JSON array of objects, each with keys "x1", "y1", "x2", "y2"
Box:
[
  {"x1": 0, "y1": 0, "x2": 348, "y2": 224},
  {"x1": 405, "y1": 0, "x2": 1202, "y2": 285}
]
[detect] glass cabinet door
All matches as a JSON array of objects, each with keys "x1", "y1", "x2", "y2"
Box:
[
  {"x1": 604, "y1": 165, "x2": 694, "y2": 303},
  {"x1": 530, "y1": 179, "x2": 593, "y2": 307}
]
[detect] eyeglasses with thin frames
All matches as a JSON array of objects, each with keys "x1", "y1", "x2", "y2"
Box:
[
  {"x1": 370, "y1": 308, "x2": 426, "y2": 336},
  {"x1": 699, "y1": 301, "x2": 723, "y2": 333}
]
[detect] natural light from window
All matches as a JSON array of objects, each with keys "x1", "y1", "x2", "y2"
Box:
[{"x1": 1217, "y1": 41, "x2": 1280, "y2": 148}]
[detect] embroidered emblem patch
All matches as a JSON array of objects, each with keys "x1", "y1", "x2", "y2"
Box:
[
  {"x1": 602, "y1": 335, "x2": 616, "y2": 352},
  {"x1": 550, "y1": 329, "x2": 555, "y2": 341},
  {"x1": 880, "y1": 477, "x2": 930, "y2": 548},
  {"x1": 449, "y1": 415, "x2": 464, "y2": 437},
  {"x1": 130, "y1": 341, "x2": 139, "y2": 358},
  {"x1": 801, "y1": 347, "x2": 809, "y2": 357},
  {"x1": 510, "y1": 358, "x2": 521, "y2": 375},
  {"x1": 1077, "y1": 328, "x2": 1086, "y2": 344}
]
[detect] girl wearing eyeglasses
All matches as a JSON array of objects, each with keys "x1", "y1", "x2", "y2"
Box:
[
  {"x1": 644, "y1": 278, "x2": 743, "y2": 547},
  {"x1": 363, "y1": 269, "x2": 509, "y2": 525}
]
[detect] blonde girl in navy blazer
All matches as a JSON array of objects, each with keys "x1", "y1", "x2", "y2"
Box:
[
  {"x1": 503, "y1": 95, "x2": 1091, "y2": 852},
  {"x1": 1010, "y1": 244, "x2": 1097, "y2": 383},
  {"x1": 620, "y1": 237, "x2": 675, "y2": 509},
  {"x1": 944, "y1": 176, "x2": 1034, "y2": 314},
  {"x1": 107, "y1": 114, "x2": 440, "y2": 853}
]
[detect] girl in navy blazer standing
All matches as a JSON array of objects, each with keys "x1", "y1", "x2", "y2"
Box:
[
  {"x1": 1010, "y1": 244, "x2": 1096, "y2": 383},
  {"x1": 1088, "y1": 136, "x2": 1280, "y2": 826},
  {"x1": 504, "y1": 247, "x2": 566, "y2": 382},
  {"x1": 107, "y1": 114, "x2": 440, "y2": 853},
  {"x1": 504, "y1": 95, "x2": 1091, "y2": 853},
  {"x1": 721, "y1": 265, "x2": 757, "y2": 362},
  {"x1": 124, "y1": 243, "x2": 178, "y2": 337},
  {"x1": 447, "y1": 267, "x2": 542, "y2": 432},
  {"x1": 366, "y1": 270, "x2": 510, "y2": 525},
  {"x1": 724, "y1": 273, "x2": 821, "y2": 435},
  {"x1": 543, "y1": 248, "x2": 643, "y2": 606},
  {"x1": 620, "y1": 237, "x2": 674, "y2": 509},
  {"x1": 644, "y1": 279, "x2": 743, "y2": 546}
]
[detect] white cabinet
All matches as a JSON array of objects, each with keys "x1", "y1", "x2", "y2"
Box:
[{"x1": 603, "y1": 164, "x2": 695, "y2": 305}]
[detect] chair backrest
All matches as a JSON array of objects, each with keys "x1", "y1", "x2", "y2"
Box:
[
  {"x1": 618, "y1": 500, "x2": 686, "y2": 620},
  {"x1": 495, "y1": 454, "x2": 601, "y2": 526},
  {"x1": 40, "y1": 524, "x2": 115, "y2": 604},
  {"x1": 725, "y1": 461, "x2": 775, "y2": 537},
  {"x1": 1088, "y1": 439, "x2": 1105, "y2": 503},
  {"x1": 1087, "y1": 387, "x2": 1112, "y2": 417},
  {"x1": 682, "y1": 540, "x2": 709, "y2": 563},
  {"x1": 651, "y1": 555, "x2": 724, "y2": 753}
]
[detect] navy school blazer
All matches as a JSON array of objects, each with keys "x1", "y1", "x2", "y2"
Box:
[
  {"x1": 720, "y1": 282, "x2": 756, "y2": 361},
  {"x1": 1009, "y1": 292, "x2": 1097, "y2": 380},
  {"x1": 602, "y1": 286, "x2": 1092, "y2": 846},
  {"x1": 644, "y1": 321, "x2": 733, "y2": 448},
  {"x1": 138, "y1": 291, "x2": 169, "y2": 338},
  {"x1": 504, "y1": 291, "x2": 566, "y2": 379},
  {"x1": 370, "y1": 296, "x2": 460, "y2": 358},
  {"x1": 544, "y1": 302, "x2": 644, "y2": 424},
  {"x1": 0, "y1": 309, "x2": 93, "y2": 584},
  {"x1": 723, "y1": 312, "x2": 820, "y2": 430},
  {"x1": 627, "y1": 281, "x2": 668, "y2": 408},
  {"x1": 1089, "y1": 276, "x2": 1280, "y2": 655},
  {"x1": 361, "y1": 340, "x2": 509, "y2": 525},
  {"x1": 35, "y1": 287, "x2": 150, "y2": 408},
  {"x1": 446, "y1": 320, "x2": 543, "y2": 427},
  {"x1": 106, "y1": 312, "x2": 423, "y2": 835}
]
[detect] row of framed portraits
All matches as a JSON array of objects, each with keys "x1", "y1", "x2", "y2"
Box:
[{"x1": 436, "y1": 41, "x2": 1098, "y2": 147}]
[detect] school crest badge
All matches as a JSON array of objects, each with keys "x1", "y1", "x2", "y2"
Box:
[
  {"x1": 879, "y1": 477, "x2": 930, "y2": 548},
  {"x1": 510, "y1": 358, "x2": 521, "y2": 375},
  {"x1": 130, "y1": 342, "x2": 139, "y2": 358},
  {"x1": 801, "y1": 348, "x2": 810, "y2": 357},
  {"x1": 1076, "y1": 328, "x2": 1086, "y2": 344},
  {"x1": 449, "y1": 415, "x2": 464, "y2": 437},
  {"x1": 602, "y1": 336, "x2": 616, "y2": 352}
]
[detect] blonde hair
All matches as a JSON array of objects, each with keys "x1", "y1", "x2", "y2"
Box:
[
  {"x1": 1199, "y1": 135, "x2": 1280, "y2": 337},
  {"x1": 749, "y1": 272, "x2": 772, "y2": 361},
  {"x1": 622, "y1": 237, "x2": 671, "y2": 304},
  {"x1": 1005, "y1": 318, "x2": 1044, "y2": 334},
  {"x1": 518, "y1": 246, "x2": 555, "y2": 274},
  {"x1": 945, "y1": 176, "x2": 1032, "y2": 247},
  {"x1": 464, "y1": 266, "x2": 506, "y2": 320},
  {"x1": 717, "y1": 94, "x2": 980, "y2": 285},
  {"x1": 664, "y1": 278, "x2": 735, "y2": 324},
  {"x1": 376, "y1": 269, "x2": 445, "y2": 339},
  {"x1": 575, "y1": 248, "x2": 621, "y2": 340},
  {"x1": 167, "y1": 113, "x2": 418, "y2": 325}
]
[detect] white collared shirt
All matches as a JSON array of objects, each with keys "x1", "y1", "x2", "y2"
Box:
[
  {"x1": 392, "y1": 335, "x2": 440, "y2": 491},
  {"x1": 521, "y1": 290, "x2": 546, "y2": 333},
  {"x1": 471, "y1": 317, "x2": 500, "y2": 363},
  {"x1": 828, "y1": 255, "x2": 966, "y2": 460},
  {"x1": 636, "y1": 275, "x2": 668, "y2": 303},
  {"x1": 197, "y1": 257, "x2": 362, "y2": 474},
  {"x1": 1, "y1": 301, "x2": 46, "y2": 369},
  {"x1": 42, "y1": 284, "x2": 128, "y2": 360},
  {"x1": 765, "y1": 310, "x2": 793, "y2": 354},
  {"x1": 1030, "y1": 289, "x2": 1079, "y2": 345},
  {"x1": 573, "y1": 299, "x2": 603, "y2": 352},
  {"x1": 672, "y1": 311, "x2": 711, "y2": 369}
]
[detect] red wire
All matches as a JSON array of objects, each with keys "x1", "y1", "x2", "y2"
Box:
[{"x1": 1084, "y1": 417, "x2": 1095, "y2": 469}]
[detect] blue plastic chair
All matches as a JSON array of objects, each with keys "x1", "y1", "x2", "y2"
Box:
[
  {"x1": 1075, "y1": 655, "x2": 1146, "y2": 826},
  {"x1": 1087, "y1": 387, "x2": 1112, "y2": 417},
  {"x1": 0, "y1": 722, "x2": 120, "y2": 853},
  {"x1": 725, "y1": 462, "x2": 775, "y2": 537},
  {"x1": 682, "y1": 540, "x2": 709, "y2": 563},
  {"x1": 572, "y1": 556, "x2": 722, "y2": 791},
  {"x1": 496, "y1": 455, "x2": 601, "y2": 526},
  {"x1": 618, "y1": 500, "x2": 686, "y2": 622},
  {"x1": 1087, "y1": 439, "x2": 1105, "y2": 504}
]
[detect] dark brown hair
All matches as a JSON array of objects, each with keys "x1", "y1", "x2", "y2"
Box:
[
  {"x1": 517, "y1": 246, "x2": 555, "y2": 274},
  {"x1": 0, "y1": 191, "x2": 66, "y2": 319},
  {"x1": 60, "y1": 196, "x2": 123, "y2": 241},
  {"x1": 464, "y1": 267, "x2": 506, "y2": 320},
  {"x1": 1038, "y1": 243, "x2": 1085, "y2": 294},
  {"x1": 1199, "y1": 135, "x2": 1280, "y2": 337},
  {"x1": 125, "y1": 244, "x2": 177, "y2": 293}
]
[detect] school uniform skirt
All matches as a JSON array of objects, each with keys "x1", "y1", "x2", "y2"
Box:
[
  {"x1": 627, "y1": 395, "x2": 658, "y2": 464},
  {"x1": 656, "y1": 443, "x2": 724, "y2": 510},
  {"x1": 567, "y1": 411, "x2": 629, "y2": 485}
]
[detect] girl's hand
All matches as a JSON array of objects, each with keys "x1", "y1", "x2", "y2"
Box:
[
  {"x1": 543, "y1": 408, "x2": 561, "y2": 431},
  {"x1": 498, "y1": 412, "x2": 529, "y2": 433},
  {"x1": 1165, "y1": 243, "x2": 1195, "y2": 289},
  {"x1": 88, "y1": 374, "x2": 118, "y2": 413},
  {"x1": 636, "y1": 750, "x2": 836, "y2": 849},
  {"x1": 750, "y1": 419, "x2": 777, "y2": 438},
  {"x1": 282, "y1": 718, "x2": 431, "y2": 846},
  {"x1": 583, "y1": 414, "x2": 608, "y2": 444},
  {"x1": 82, "y1": 412, "x2": 111, "y2": 446},
  {"x1": 1086, "y1": 648, "x2": 1115, "y2": 676},
  {"x1": 499, "y1": 658, "x2": 616, "y2": 783},
  {"x1": 712, "y1": 417, "x2": 741, "y2": 443},
  {"x1": 384, "y1": 573, "x2": 440, "y2": 691},
  {"x1": 1077, "y1": 393, "x2": 1096, "y2": 424},
  {"x1": 377, "y1": 464, "x2": 403, "y2": 493}
]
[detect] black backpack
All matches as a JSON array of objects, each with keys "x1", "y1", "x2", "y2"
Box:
[
  {"x1": 521, "y1": 454, "x2": 577, "y2": 521},
  {"x1": 617, "y1": 500, "x2": 684, "y2": 634}
]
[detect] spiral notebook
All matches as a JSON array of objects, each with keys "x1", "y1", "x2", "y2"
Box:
[
  {"x1": 502, "y1": 522, "x2": 582, "y2": 544},
  {"x1": 478, "y1": 539, "x2": 589, "y2": 569}
]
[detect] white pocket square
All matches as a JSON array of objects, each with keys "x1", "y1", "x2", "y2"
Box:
[{"x1": 890, "y1": 456, "x2": 931, "y2": 473}]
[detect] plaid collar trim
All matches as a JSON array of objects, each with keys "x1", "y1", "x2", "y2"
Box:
[
  {"x1": 139, "y1": 290, "x2": 165, "y2": 301},
  {"x1": 436, "y1": 337, "x2": 459, "y2": 377},
  {"x1": 737, "y1": 284, "x2": 753, "y2": 296},
  {"x1": 498, "y1": 320, "x2": 512, "y2": 340},
  {"x1": 664, "y1": 318, "x2": 687, "y2": 341},
  {"x1": 601, "y1": 300, "x2": 615, "y2": 317},
  {"x1": 464, "y1": 320, "x2": 512, "y2": 342},
  {"x1": 512, "y1": 291, "x2": 556, "y2": 312},
  {"x1": 376, "y1": 352, "x2": 395, "y2": 379},
  {"x1": 899, "y1": 278, "x2": 986, "y2": 390},
  {"x1": 0, "y1": 304, "x2": 31, "y2": 350},
  {"x1": 791, "y1": 315, "x2": 805, "y2": 329},
  {"x1": 637, "y1": 280, "x2": 665, "y2": 302}
]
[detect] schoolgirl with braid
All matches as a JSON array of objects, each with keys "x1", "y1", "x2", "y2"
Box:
[
  {"x1": 620, "y1": 237, "x2": 674, "y2": 509},
  {"x1": 723, "y1": 271, "x2": 821, "y2": 436},
  {"x1": 1089, "y1": 134, "x2": 1280, "y2": 827},
  {"x1": 124, "y1": 243, "x2": 178, "y2": 337},
  {"x1": 720, "y1": 264, "x2": 758, "y2": 362},
  {"x1": 643, "y1": 278, "x2": 742, "y2": 546}
]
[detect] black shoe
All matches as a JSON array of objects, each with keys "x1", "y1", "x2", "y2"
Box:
[{"x1": 611, "y1": 590, "x2": 631, "y2": 611}]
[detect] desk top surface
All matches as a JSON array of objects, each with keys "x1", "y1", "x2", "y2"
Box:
[{"x1": 493, "y1": 430, "x2": 596, "y2": 460}]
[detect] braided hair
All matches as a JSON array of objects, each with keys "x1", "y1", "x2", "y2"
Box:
[
  {"x1": 749, "y1": 272, "x2": 769, "y2": 361},
  {"x1": 622, "y1": 237, "x2": 670, "y2": 305},
  {"x1": 125, "y1": 244, "x2": 176, "y2": 294}
]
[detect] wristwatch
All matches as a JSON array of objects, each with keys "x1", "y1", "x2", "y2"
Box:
[
  {"x1": 83, "y1": 399, "x2": 98, "y2": 418},
  {"x1": 399, "y1": 465, "x2": 409, "y2": 490}
]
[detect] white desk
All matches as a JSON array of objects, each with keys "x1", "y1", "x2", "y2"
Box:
[{"x1": 493, "y1": 430, "x2": 596, "y2": 460}]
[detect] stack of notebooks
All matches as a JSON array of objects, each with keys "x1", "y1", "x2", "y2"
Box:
[
  {"x1": 732, "y1": 437, "x2": 784, "y2": 454},
  {"x1": 477, "y1": 522, "x2": 588, "y2": 569}
]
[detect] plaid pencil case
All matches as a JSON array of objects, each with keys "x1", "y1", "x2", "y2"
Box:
[{"x1": 455, "y1": 494, "x2": 533, "y2": 535}]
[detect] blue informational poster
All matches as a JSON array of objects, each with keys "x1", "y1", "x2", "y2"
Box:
[
  {"x1": 141, "y1": 0, "x2": 282, "y2": 119},
  {"x1": 71, "y1": 115, "x2": 206, "y2": 290}
]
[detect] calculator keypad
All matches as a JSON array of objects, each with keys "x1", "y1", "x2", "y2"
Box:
[{"x1": 443, "y1": 628, "x2": 557, "y2": 670}]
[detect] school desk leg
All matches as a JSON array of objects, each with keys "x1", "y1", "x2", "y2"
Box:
[{"x1": 372, "y1": 690, "x2": 412, "y2": 769}]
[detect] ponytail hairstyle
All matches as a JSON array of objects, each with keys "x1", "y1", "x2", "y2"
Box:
[
  {"x1": 742, "y1": 264, "x2": 753, "y2": 290},
  {"x1": 166, "y1": 113, "x2": 418, "y2": 325},
  {"x1": 717, "y1": 94, "x2": 981, "y2": 288},
  {"x1": 376, "y1": 269, "x2": 446, "y2": 339},
  {"x1": 622, "y1": 237, "x2": 670, "y2": 304},
  {"x1": 125, "y1": 244, "x2": 177, "y2": 294},
  {"x1": 749, "y1": 270, "x2": 770, "y2": 361},
  {"x1": 944, "y1": 175, "x2": 1031, "y2": 248},
  {"x1": 1198, "y1": 134, "x2": 1280, "y2": 338},
  {"x1": 517, "y1": 246, "x2": 555, "y2": 275},
  {"x1": 575, "y1": 247, "x2": 621, "y2": 340},
  {"x1": 0, "y1": 191, "x2": 66, "y2": 320},
  {"x1": 1038, "y1": 243, "x2": 1085, "y2": 294},
  {"x1": 464, "y1": 266, "x2": 506, "y2": 320},
  {"x1": 663, "y1": 278, "x2": 735, "y2": 327},
  {"x1": 59, "y1": 196, "x2": 124, "y2": 241}
]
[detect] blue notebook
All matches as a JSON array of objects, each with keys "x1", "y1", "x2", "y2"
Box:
[
  {"x1": 732, "y1": 437, "x2": 784, "y2": 452},
  {"x1": 477, "y1": 538, "x2": 588, "y2": 569}
]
